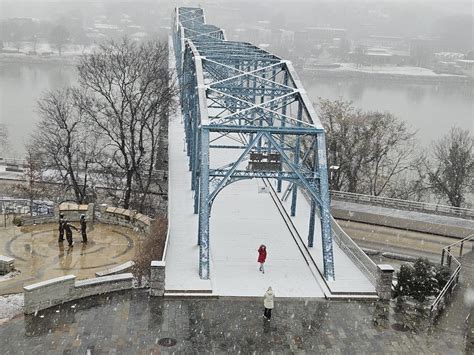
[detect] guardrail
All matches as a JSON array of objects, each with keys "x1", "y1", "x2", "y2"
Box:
[
  {"x1": 0, "y1": 197, "x2": 54, "y2": 216},
  {"x1": 430, "y1": 234, "x2": 473, "y2": 318},
  {"x1": 330, "y1": 216, "x2": 378, "y2": 286},
  {"x1": 330, "y1": 190, "x2": 474, "y2": 220},
  {"x1": 0, "y1": 157, "x2": 27, "y2": 167}
]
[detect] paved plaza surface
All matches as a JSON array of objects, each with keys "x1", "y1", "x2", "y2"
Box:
[
  {"x1": 0, "y1": 290, "x2": 467, "y2": 354},
  {"x1": 0, "y1": 223, "x2": 140, "y2": 294}
]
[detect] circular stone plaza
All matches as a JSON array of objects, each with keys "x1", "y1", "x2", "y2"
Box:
[{"x1": 0, "y1": 222, "x2": 139, "y2": 295}]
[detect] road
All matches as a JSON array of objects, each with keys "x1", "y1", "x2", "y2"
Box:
[{"x1": 337, "y1": 219, "x2": 459, "y2": 262}]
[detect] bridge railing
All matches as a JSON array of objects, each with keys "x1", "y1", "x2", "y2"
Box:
[
  {"x1": 330, "y1": 190, "x2": 474, "y2": 219},
  {"x1": 299, "y1": 187, "x2": 378, "y2": 286},
  {"x1": 330, "y1": 216, "x2": 378, "y2": 286},
  {"x1": 430, "y1": 234, "x2": 474, "y2": 318}
]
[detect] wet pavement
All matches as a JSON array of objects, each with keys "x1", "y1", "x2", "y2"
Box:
[
  {"x1": 0, "y1": 223, "x2": 140, "y2": 294},
  {"x1": 436, "y1": 252, "x2": 474, "y2": 350},
  {"x1": 0, "y1": 290, "x2": 467, "y2": 354}
]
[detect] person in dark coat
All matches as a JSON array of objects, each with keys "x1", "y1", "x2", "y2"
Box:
[
  {"x1": 58, "y1": 213, "x2": 65, "y2": 242},
  {"x1": 257, "y1": 244, "x2": 267, "y2": 273},
  {"x1": 63, "y1": 219, "x2": 78, "y2": 247},
  {"x1": 79, "y1": 214, "x2": 87, "y2": 243}
]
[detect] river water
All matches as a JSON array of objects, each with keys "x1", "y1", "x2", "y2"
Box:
[
  {"x1": 0, "y1": 61, "x2": 472, "y2": 156},
  {"x1": 0, "y1": 62, "x2": 77, "y2": 157}
]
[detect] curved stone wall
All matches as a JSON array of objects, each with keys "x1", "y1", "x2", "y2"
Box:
[{"x1": 23, "y1": 273, "x2": 133, "y2": 314}]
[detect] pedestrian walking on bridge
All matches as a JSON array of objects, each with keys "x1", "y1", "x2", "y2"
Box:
[{"x1": 257, "y1": 244, "x2": 267, "y2": 273}]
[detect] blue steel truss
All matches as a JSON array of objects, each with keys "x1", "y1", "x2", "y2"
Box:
[{"x1": 173, "y1": 7, "x2": 335, "y2": 280}]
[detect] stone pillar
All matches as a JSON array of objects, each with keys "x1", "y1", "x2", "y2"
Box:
[
  {"x1": 87, "y1": 203, "x2": 95, "y2": 222},
  {"x1": 150, "y1": 261, "x2": 165, "y2": 297},
  {"x1": 96, "y1": 204, "x2": 107, "y2": 223},
  {"x1": 376, "y1": 264, "x2": 394, "y2": 300},
  {"x1": 0, "y1": 255, "x2": 14, "y2": 275}
]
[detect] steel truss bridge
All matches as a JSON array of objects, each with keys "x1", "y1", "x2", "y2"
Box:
[{"x1": 173, "y1": 7, "x2": 335, "y2": 280}]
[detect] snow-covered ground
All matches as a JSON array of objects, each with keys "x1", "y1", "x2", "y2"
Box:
[
  {"x1": 164, "y1": 107, "x2": 375, "y2": 297},
  {"x1": 0, "y1": 293, "x2": 23, "y2": 324},
  {"x1": 278, "y1": 185, "x2": 375, "y2": 293},
  {"x1": 0, "y1": 270, "x2": 20, "y2": 283},
  {"x1": 2, "y1": 42, "x2": 98, "y2": 56},
  {"x1": 164, "y1": 112, "x2": 325, "y2": 297},
  {"x1": 309, "y1": 62, "x2": 465, "y2": 78},
  {"x1": 164, "y1": 37, "x2": 375, "y2": 298}
]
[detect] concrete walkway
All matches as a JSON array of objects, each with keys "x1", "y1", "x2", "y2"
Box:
[{"x1": 0, "y1": 290, "x2": 467, "y2": 354}]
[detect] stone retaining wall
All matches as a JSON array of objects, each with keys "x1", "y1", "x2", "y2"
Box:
[
  {"x1": 23, "y1": 273, "x2": 133, "y2": 314},
  {"x1": 21, "y1": 203, "x2": 152, "y2": 236},
  {"x1": 95, "y1": 204, "x2": 152, "y2": 235}
]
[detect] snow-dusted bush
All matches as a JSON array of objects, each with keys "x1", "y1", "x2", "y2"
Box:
[{"x1": 394, "y1": 258, "x2": 450, "y2": 303}]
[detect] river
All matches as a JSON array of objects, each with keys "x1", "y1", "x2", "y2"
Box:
[
  {"x1": 303, "y1": 75, "x2": 473, "y2": 147},
  {"x1": 0, "y1": 61, "x2": 473, "y2": 156},
  {"x1": 0, "y1": 62, "x2": 77, "y2": 157}
]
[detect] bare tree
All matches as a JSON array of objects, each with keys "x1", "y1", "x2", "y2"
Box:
[
  {"x1": 14, "y1": 147, "x2": 46, "y2": 215},
  {"x1": 132, "y1": 213, "x2": 167, "y2": 283},
  {"x1": 317, "y1": 98, "x2": 371, "y2": 192},
  {"x1": 360, "y1": 111, "x2": 416, "y2": 196},
  {"x1": 0, "y1": 124, "x2": 8, "y2": 156},
  {"x1": 317, "y1": 98, "x2": 416, "y2": 196},
  {"x1": 32, "y1": 88, "x2": 97, "y2": 204},
  {"x1": 76, "y1": 37, "x2": 176, "y2": 211},
  {"x1": 424, "y1": 127, "x2": 473, "y2": 207}
]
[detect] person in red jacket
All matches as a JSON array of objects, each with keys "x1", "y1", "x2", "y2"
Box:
[{"x1": 257, "y1": 244, "x2": 267, "y2": 273}]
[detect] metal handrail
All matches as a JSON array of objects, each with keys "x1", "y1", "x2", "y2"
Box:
[
  {"x1": 330, "y1": 190, "x2": 474, "y2": 219},
  {"x1": 331, "y1": 216, "x2": 378, "y2": 286},
  {"x1": 299, "y1": 188, "x2": 378, "y2": 286},
  {"x1": 430, "y1": 234, "x2": 473, "y2": 313}
]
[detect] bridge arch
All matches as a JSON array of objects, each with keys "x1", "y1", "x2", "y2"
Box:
[{"x1": 173, "y1": 7, "x2": 335, "y2": 280}]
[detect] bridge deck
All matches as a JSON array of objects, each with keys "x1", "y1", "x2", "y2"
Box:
[{"x1": 165, "y1": 108, "x2": 376, "y2": 297}]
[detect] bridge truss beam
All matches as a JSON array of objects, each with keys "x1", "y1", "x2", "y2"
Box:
[{"x1": 173, "y1": 7, "x2": 335, "y2": 280}]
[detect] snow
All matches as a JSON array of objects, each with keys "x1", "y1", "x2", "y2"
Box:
[
  {"x1": 324, "y1": 63, "x2": 465, "y2": 77},
  {"x1": 0, "y1": 293, "x2": 23, "y2": 324},
  {"x1": 164, "y1": 38, "x2": 376, "y2": 298},
  {"x1": 278, "y1": 183, "x2": 376, "y2": 294},
  {"x1": 165, "y1": 112, "x2": 325, "y2": 297},
  {"x1": 0, "y1": 270, "x2": 20, "y2": 283},
  {"x1": 165, "y1": 111, "x2": 376, "y2": 296}
]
